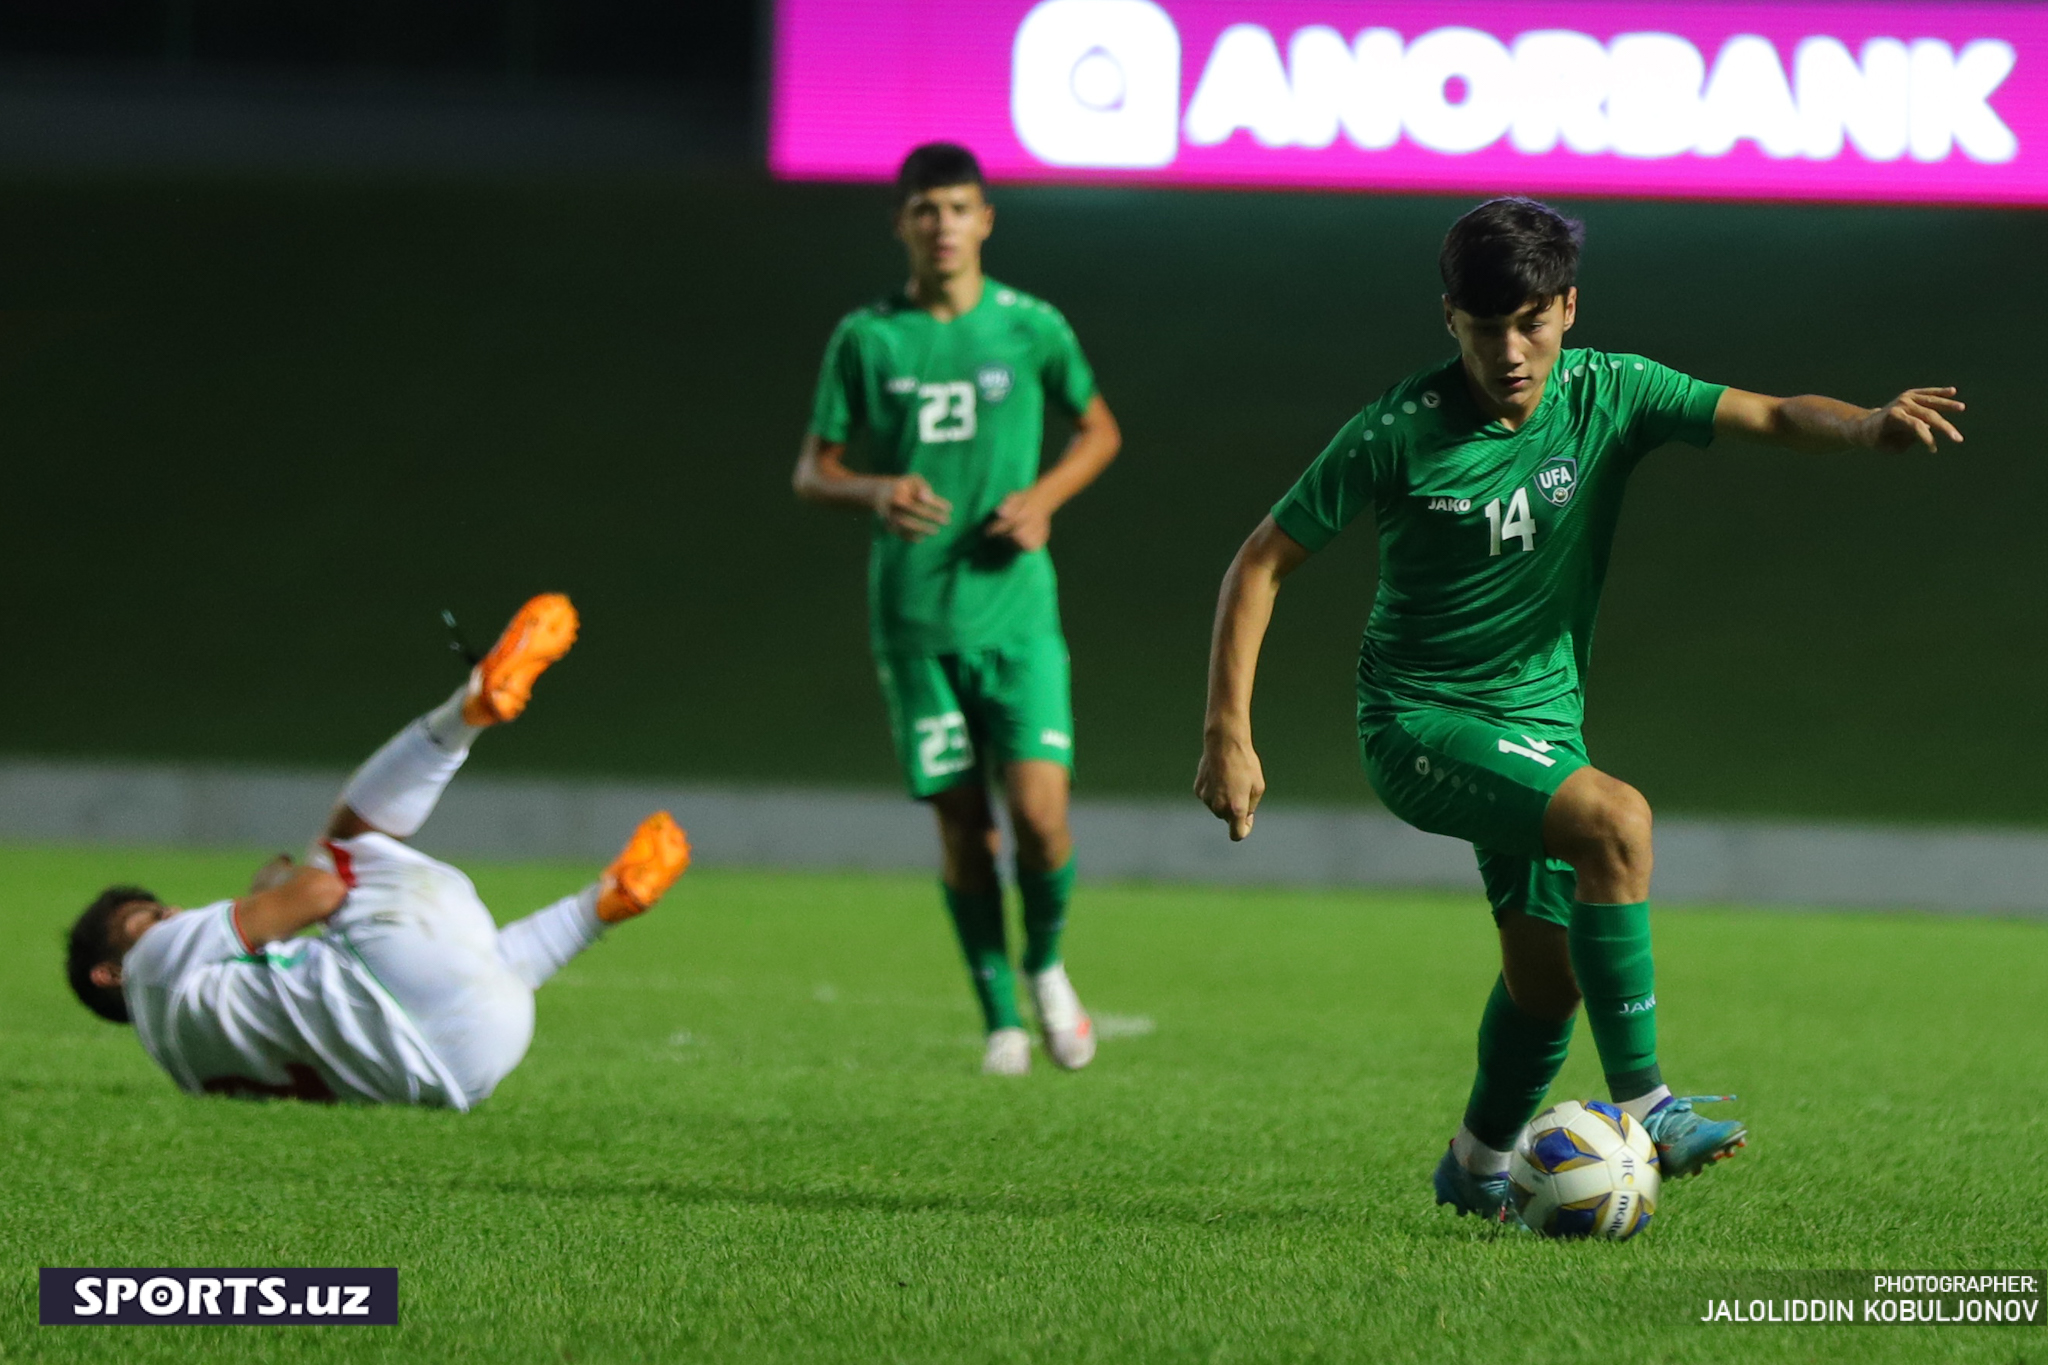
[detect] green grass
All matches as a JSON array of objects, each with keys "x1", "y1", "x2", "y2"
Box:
[{"x1": 2, "y1": 842, "x2": 2043, "y2": 1363}]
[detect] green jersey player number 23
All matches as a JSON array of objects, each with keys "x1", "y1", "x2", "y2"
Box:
[{"x1": 793, "y1": 142, "x2": 1122, "y2": 1079}]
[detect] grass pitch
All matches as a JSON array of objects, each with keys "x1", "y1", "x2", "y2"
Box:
[{"x1": 2, "y1": 843, "x2": 2042, "y2": 1363}]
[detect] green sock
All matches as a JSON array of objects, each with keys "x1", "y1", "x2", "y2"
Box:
[
  {"x1": 1016, "y1": 860, "x2": 1075, "y2": 975},
  {"x1": 1568, "y1": 899, "x2": 1664, "y2": 1102},
  {"x1": 941, "y1": 883, "x2": 1021, "y2": 1033},
  {"x1": 1463, "y1": 975, "x2": 1576, "y2": 1149}
]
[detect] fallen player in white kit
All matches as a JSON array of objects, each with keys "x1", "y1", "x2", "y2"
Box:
[{"x1": 63, "y1": 593, "x2": 690, "y2": 1108}]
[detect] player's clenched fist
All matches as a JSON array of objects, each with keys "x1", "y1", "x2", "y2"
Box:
[
  {"x1": 985, "y1": 490, "x2": 1053, "y2": 551},
  {"x1": 874, "y1": 474, "x2": 952, "y2": 541},
  {"x1": 1864, "y1": 386, "x2": 1966, "y2": 453},
  {"x1": 1195, "y1": 731, "x2": 1265, "y2": 841}
]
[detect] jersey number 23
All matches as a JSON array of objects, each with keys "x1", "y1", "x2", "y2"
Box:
[{"x1": 917, "y1": 383, "x2": 976, "y2": 443}]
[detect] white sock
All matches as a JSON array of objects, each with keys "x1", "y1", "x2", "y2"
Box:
[
  {"x1": 1617, "y1": 1085, "x2": 1672, "y2": 1123},
  {"x1": 339, "y1": 694, "x2": 473, "y2": 838},
  {"x1": 1452, "y1": 1124, "x2": 1513, "y2": 1176},
  {"x1": 422, "y1": 683, "x2": 485, "y2": 755},
  {"x1": 496, "y1": 886, "x2": 603, "y2": 989}
]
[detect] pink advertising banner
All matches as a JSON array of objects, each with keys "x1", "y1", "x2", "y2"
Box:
[{"x1": 771, "y1": 0, "x2": 2048, "y2": 204}]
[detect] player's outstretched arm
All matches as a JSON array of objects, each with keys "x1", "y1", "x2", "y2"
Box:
[
  {"x1": 1713, "y1": 386, "x2": 1965, "y2": 454},
  {"x1": 791, "y1": 432, "x2": 952, "y2": 542},
  {"x1": 1196, "y1": 517, "x2": 1311, "y2": 841},
  {"x1": 233, "y1": 863, "x2": 348, "y2": 953},
  {"x1": 987, "y1": 394, "x2": 1122, "y2": 552}
]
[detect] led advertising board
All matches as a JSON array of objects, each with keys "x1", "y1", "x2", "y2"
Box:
[{"x1": 771, "y1": 1, "x2": 2048, "y2": 204}]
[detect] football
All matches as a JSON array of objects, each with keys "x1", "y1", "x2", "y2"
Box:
[{"x1": 1509, "y1": 1100, "x2": 1661, "y2": 1240}]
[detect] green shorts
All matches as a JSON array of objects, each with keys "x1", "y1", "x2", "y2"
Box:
[
  {"x1": 1360, "y1": 706, "x2": 1589, "y2": 928},
  {"x1": 876, "y1": 636, "x2": 1075, "y2": 799}
]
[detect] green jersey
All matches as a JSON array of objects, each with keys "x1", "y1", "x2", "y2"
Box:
[
  {"x1": 1272, "y1": 349, "x2": 1724, "y2": 728},
  {"x1": 809, "y1": 278, "x2": 1098, "y2": 655}
]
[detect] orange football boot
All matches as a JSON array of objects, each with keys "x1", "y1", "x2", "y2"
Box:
[
  {"x1": 596, "y1": 811, "x2": 691, "y2": 923},
  {"x1": 462, "y1": 592, "x2": 579, "y2": 726}
]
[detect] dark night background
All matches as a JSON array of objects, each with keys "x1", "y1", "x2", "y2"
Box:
[{"x1": 1, "y1": 0, "x2": 2042, "y2": 825}]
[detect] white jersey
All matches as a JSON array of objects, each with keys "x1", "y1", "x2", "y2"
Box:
[{"x1": 122, "y1": 900, "x2": 470, "y2": 1109}]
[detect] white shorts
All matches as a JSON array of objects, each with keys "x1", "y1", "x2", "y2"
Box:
[{"x1": 317, "y1": 834, "x2": 535, "y2": 1105}]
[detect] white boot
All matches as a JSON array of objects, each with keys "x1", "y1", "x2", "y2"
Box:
[
  {"x1": 1029, "y1": 965, "x2": 1096, "y2": 1071},
  {"x1": 982, "y1": 1026, "x2": 1031, "y2": 1076}
]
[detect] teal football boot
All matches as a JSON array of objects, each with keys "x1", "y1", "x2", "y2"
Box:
[
  {"x1": 1644, "y1": 1094, "x2": 1747, "y2": 1179},
  {"x1": 1431, "y1": 1145, "x2": 1522, "y2": 1226}
]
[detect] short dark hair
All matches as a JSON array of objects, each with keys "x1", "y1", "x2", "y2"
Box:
[
  {"x1": 1440, "y1": 197, "x2": 1585, "y2": 318},
  {"x1": 895, "y1": 142, "x2": 986, "y2": 207},
  {"x1": 66, "y1": 884, "x2": 155, "y2": 1023}
]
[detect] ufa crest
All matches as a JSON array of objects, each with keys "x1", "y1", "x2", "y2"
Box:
[{"x1": 1534, "y1": 453, "x2": 1578, "y2": 508}]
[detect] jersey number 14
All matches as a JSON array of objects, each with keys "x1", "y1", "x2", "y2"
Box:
[{"x1": 1483, "y1": 488, "x2": 1536, "y2": 556}]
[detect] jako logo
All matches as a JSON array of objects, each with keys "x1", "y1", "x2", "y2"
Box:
[{"x1": 1011, "y1": 2, "x2": 2017, "y2": 168}]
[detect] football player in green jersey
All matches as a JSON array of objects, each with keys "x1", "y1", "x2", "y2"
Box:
[
  {"x1": 793, "y1": 143, "x2": 1122, "y2": 1076},
  {"x1": 1195, "y1": 198, "x2": 1964, "y2": 1223}
]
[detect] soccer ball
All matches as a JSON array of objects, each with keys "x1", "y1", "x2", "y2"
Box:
[{"x1": 1509, "y1": 1100, "x2": 1660, "y2": 1240}]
